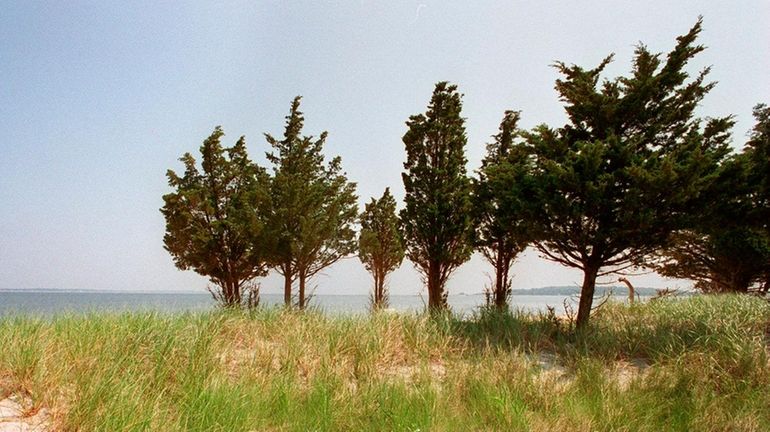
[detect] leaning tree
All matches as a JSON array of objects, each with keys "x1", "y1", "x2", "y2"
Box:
[
  {"x1": 519, "y1": 19, "x2": 733, "y2": 328},
  {"x1": 161, "y1": 127, "x2": 271, "y2": 307},
  {"x1": 400, "y1": 82, "x2": 475, "y2": 311},
  {"x1": 265, "y1": 97, "x2": 358, "y2": 309},
  {"x1": 358, "y1": 188, "x2": 405, "y2": 310}
]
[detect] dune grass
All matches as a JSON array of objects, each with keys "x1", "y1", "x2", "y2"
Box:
[{"x1": 0, "y1": 294, "x2": 768, "y2": 431}]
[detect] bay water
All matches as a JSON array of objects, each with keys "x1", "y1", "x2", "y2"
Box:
[{"x1": 0, "y1": 290, "x2": 630, "y2": 317}]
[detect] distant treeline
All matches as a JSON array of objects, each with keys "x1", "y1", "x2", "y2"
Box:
[
  {"x1": 509, "y1": 286, "x2": 681, "y2": 297},
  {"x1": 161, "y1": 18, "x2": 768, "y2": 328}
]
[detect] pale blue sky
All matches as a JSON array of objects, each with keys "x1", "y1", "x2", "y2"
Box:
[{"x1": 1, "y1": 1, "x2": 768, "y2": 294}]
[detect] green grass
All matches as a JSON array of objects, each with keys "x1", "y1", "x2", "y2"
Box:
[{"x1": 0, "y1": 294, "x2": 768, "y2": 431}]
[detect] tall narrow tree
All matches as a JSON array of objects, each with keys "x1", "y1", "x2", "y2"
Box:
[
  {"x1": 359, "y1": 188, "x2": 405, "y2": 309},
  {"x1": 266, "y1": 97, "x2": 358, "y2": 309},
  {"x1": 518, "y1": 19, "x2": 732, "y2": 328},
  {"x1": 400, "y1": 82, "x2": 475, "y2": 311},
  {"x1": 161, "y1": 127, "x2": 271, "y2": 307},
  {"x1": 474, "y1": 111, "x2": 532, "y2": 310}
]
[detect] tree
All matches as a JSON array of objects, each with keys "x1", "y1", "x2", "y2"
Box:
[
  {"x1": 400, "y1": 82, "x2": 475, "y2": 311},
  {"x1": 473, "y1": 111, "x2": 532, "y2": 310},
  {"x1": 265, "y1": 97, "x2": 358, "y2": 309},
  {"x1": 518, "y1": 19, "x2": 732, "y2": 328},
  {"x1": 358, "y1": 188, "x2": 405, "y2": 309},
  {"x1": 655, "y1": 104, "x2": 770, "y2": 293},
  {"x1": 161, "y1": 127, "x2": 271, "y2": 307},
  {"x1": 744, "y1": 103, "x2": 770, "y2": 292},
  {"x1": 656, "y1": 229, "x2": 769, "y2": 293}
]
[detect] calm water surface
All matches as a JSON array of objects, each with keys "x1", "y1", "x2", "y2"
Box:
[{"x1": 0, "y1": 290, "x2": 625, "y2": 317}]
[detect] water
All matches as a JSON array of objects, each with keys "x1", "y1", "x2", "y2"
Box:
[{"x1": 0, "y1": 290, "x2": 622, "y2": 317}]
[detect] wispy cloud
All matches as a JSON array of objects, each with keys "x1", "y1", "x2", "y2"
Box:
[{"x1": 412, "y1": 3, "x2": 427, "y2": 24}]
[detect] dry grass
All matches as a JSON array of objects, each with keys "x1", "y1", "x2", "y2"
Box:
[{"x1": 0, "y1": 294, "x2": 768, "y2": 431}]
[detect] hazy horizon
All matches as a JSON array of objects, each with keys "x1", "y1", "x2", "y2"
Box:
[
  {"x1": 0, "y1": 281, "x2": 671, "y2": 295},
  {"x1": 2, "y1": 1, "x2": 768, "y2": 296}
]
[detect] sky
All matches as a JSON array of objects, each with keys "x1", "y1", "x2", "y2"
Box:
[{"x1": 1, "y1": 1, "x2": 768, "y2": 295}]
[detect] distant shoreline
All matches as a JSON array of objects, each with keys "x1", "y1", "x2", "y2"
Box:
[{"x1": 0, "y1": 285, "x2": 690, "y2": 296}]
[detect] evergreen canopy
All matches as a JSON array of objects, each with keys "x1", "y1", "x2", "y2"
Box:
[
  {"x1": 400, "y1": 82, "x2": 475, "y2": 311},
  {"x1": 265, "y1": 97, "x2": 358, "y2": 309},
  {"x1": 656, "y1": 103, "x2": 770, "y2": 293},
  {"x1": 358, "y1": 188, "x2": 405, "y2": 309},
  {"x1": 518, "y1": 18, "x2": 733, "y2": 327},
  {"x1": 161, "y1": 127, "x2": 271, "y2": 307},
  {"x1": 473, "y1": 110, "x2": 532, "y2": 309}
]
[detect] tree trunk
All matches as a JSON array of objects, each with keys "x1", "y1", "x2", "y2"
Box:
[
  {"x1": 232, "y1": 279, "x2": 241, "y2": 306},
  {"x1": 283, "y1": 263, "x2": 292, "y2": 308},
  {"x1": 576, "y1": 264, "x2": 599, "y2": 329},
  {"x1": 379, "y1": 271, "x2": 385, "y2": 305},
  {"x1": 760, "y1": 274, "x2": 769, "y2": 294},
  {"x1": 427, "y1": 261, "x2": 445, "y2": 312},
  {"x1": 494, "y1": 251, "x2": 508, "y2": 310},
  {"x1": 223, "y1": 278, "x2": 238, "y2": 307},
  {"x1": 493, "y1": 253, "x2": 502, "y2": 309},
  {"x1": 373, "y1": 269, "x2": 379, "y2": 306},
  {"x1": 220, "y1": 281, "x2": 230, "y2": 307},
  {"x1": 298, "y1": 269, "x2": 306, "y2": 310},
  {"x1": 618, "y1": 277, "x2": 634, "y2": 304},
  {"x1": 728, "y1": 272, "x2": 752, "y2": 293},
  {"x1": 374, "y1": 268, "x2": 384, "y2": 309}
]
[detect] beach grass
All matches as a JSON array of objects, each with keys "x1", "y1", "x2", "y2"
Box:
[{"x1": 0, "y1": 294, "x2": 768, "y2": 431}]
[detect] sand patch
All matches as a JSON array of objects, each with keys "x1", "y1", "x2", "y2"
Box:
[
  {"x1": 612, "y1": 358, "x2": 650, "y2": 391},
  {"x1": 0, "y1": 395, "x2": 50, "y2": 432}
]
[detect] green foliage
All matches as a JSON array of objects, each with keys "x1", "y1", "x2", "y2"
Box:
[
  {"x1": 518, "y1": 19, "x2": 732, "y2": 327},
  {"x1": 474, "y1": 111, "x2": 532, "y2": 309},
  {"x1": 656, "y1": 229, "x2": 769, "y2": 293},
  {"x1": 400, "y1": 82, "x2": 475, "y2": 311},
  {"x1": 656, "y1": 103, "x2": 770, "y2": 293},
  {"x1": 161, "y1": 127, "x2": 270, "y2": 307},
  {"x1": 745, "y1": 103, "x2": 770, "y2": 218},
  {"x1": 741, "y1": 103, "x2": 770, "y2": 291},
  {"x1": 265, "y1": 97, "x2": 358, "y2": 309},
  {"x1": 358, "y1": 188, "x2": 405, "y2": 309}
]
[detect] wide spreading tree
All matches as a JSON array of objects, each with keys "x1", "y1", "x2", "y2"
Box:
[
  {"x1": 400, "y1": 82, "x2": 475, "y2": 311},
  {"x1": 473, "y1": 111, "x2": 532, "y2": 309},
  {"x1": 655, "y1": 103, "x2": 770, "y2": 293},
  {"x1": 358, "y1": 188, "x2": 405, "y2": 309},
  {"x1": 518, "y1": 19, "x2": 733, "y2": 328},
  {"x1": 265, "y1": 97, "x2": 358, "y2": 309},
  {"x1": 161, "y1": 127, "x2": 271, "y2": 307},
  {"x1": 656, "y1": 229, "x2": 768, "y2": 293}
]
